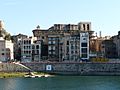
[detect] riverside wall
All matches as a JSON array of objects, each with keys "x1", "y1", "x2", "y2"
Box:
[
  {"x1": 1, "y1": 62, "x2": 120, "y2": 75},
  {"x1": 0, "y1": 63, "x2": 30, "y2": 72},
  {"x1": 22, "y1": 62, "x2": 120, "y2": 75}
]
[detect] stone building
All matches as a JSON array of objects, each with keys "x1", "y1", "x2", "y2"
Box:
[
  {"x1": 101, "y1": 40, "x2": 117, "y2": 58},
  {"x1": 48, "y1": 34, "x2": 60, "y2": 61},
  {"x1": 32, "y1": 22, "x2": 93, "y2": 62},
  {"x1": 0, "y1": 37, "x2": 14, "y2": 61},
  {"x1": 11, "y1": 34, "x2": 28, "y2": 61},
  {"x1": 31, "y1": 40, "x2": 41, "y2": 62},
  {"x1": 21, "y1": 37, "x2": 36, "y2": 62},
  {"x1": 62, "y1": 34, "x2": 80, "y2": 61},
  {"x1": 90, "y1": 32, "x2": 111, "y2": 57},
  {"x1": 12, "y1": 33, "x2": 42, "y2": 62},
  {"x1": 112, "y1": 31, "x2": 120, "y2": 58},
  {"x1": 0, "y1": 20, "x2": 13, "y2": 62},
  {"x1": 32, "y1": 25, "x2": 48, "y2": 60},
  {"x1": 32, "y1": 25, "x2": 48, "y2": 44}
]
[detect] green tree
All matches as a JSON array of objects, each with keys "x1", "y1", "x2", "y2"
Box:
[
  {"x1": 0, "y1": 28, "x2": 11, "y2": 40},
  {"x1": 4, "y1": 33, "x2": 11, "y2": 40}
]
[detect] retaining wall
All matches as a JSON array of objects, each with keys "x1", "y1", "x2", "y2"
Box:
[
  {"x1": 0, "y1": 63, "x2": 30, "y2": 72},
  {"x1": 22, "y1": 62, "x2": 120, "y2": 75},
  {"x1": 1, "y1": 62, "x2": 120, "y2": 75}
]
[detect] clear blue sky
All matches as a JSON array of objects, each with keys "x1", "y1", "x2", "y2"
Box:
[{"x1": 0, "y1": 0, "x2": 120, "y2": 36}]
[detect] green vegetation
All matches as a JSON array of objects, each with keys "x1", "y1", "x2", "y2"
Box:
[
  {"x1": 91, "y1": 57, "x2": 109, "y2": 62},
  {"x1": 0, "y1": 72, "x2": 50, "y2": 78},
  {"x1": 0, "y1": 28, "x2": 11, "y2": 40},
  {"x1": 0, "y1": 72, "x2": 27, "y2": 78},
  {"x1": 33, "y1": 72, "x2": 49, "y2": 75}
]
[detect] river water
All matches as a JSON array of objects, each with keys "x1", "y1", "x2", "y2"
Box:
[{"x1": 0, "y1": 76, "x2": 120, "y2": 90}]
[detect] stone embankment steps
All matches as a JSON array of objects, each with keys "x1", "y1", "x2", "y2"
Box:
[{"x1": 0, "y1": 63, "x2": 31, "y2": 72}]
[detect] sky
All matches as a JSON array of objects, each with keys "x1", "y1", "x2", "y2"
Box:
[{"x1": 0, "y1": 0, "x2": 120, "y2": 36}]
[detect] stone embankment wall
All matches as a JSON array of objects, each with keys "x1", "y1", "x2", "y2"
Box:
[
  {"x1": 1, "y1": 62, "x2": 120, "y2": 75},
  {"x1": 22, "y1": 62, "x2": 120, "y2": 75},
  {"x1": 0, "y1": 63, "x2": 30, "y2": 72}
]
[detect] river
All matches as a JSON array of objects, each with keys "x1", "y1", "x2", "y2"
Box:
[{"x1": 0, "y1": 76, "x2": 120, "y2": 90}]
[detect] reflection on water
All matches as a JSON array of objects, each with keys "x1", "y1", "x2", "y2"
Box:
[
  {"x1": 1, "y1": 78, "x2": 19, "y2": 90},
  {"x1": 0, "y1": 76, "x2": 120, "y2": 90}
]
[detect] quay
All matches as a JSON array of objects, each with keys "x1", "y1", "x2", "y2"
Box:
[
  {"x1": 1, "y1": 61, "x2": 120, "y2": 75},
  {"x1": 22, "y1": 61, "x2": 120, "y2": 75}
]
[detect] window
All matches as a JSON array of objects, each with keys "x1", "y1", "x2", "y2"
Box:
[
  {"x1": 49, "y1": 51, "x2": 51, "y2": 54},
  {"x1": 36, "y1": 45, "x2": 39, "y2": 49},
  {"x1": 29, "y1": 40, "x2": 31, "y2": 44},
  {"x1": 48, "y1": 38, "x2": 51, "y2": 40},
  {"x1": 29, "y1": 46, "x2": 31, "y2": 49},
  {"x1": 71, "y1": 51, "x2": 74, "y2": 54},
  {"x1": 32, "y1": 45, "x2": 35, "y2": 49},
  {"x1": 32, "y1": 50, "x2": 35, "y2": 54},
  {"x1": 26, "y1": 51, "x2": 28, "y2": 54},
  {"x1": 71, "y1": 56, "x2": 74, "y2": 60},
  {"x1": 53, "y1": 41, "x2": 55, "y2": 44},
  {"x1": 53, "y1": 46, "x2": 55, "y2": 50},
  {"x1": 37, "y1": 50, "x2": 39, "y2": 54},
  {"x1": 24, "y1": 41, "x2": 26, "y2": 44},
  {"x1": 52, "y1": 38, "x2": 55, "y2": 40},
  {"x1": 83, "y1": 38, "x2": 87, "y2": 41},
  {"x1": 75, "y1": 46, "x2": 77, "y2": 49},
  {"x1": 81, "y1": 54, "x2": 88, "y2": 58},
  {"x1": 48, "y1": 41, "x2": 51, "y2": 44},
  {"x1": 29, "y1": 51, "x2": 31, "y2": 54},
  {"x1": 71, "y1": 45, "x2": 74, "y2": 49},
  {"x1": 53, "y1": 51, "x2": 55, "y2": 54},
  {"x1": 42, "y1": 36, "x2": 44, "y2": 39},
  {"x1": 81, "y1": 48, "x2": 87, "y2": 53},
  {"x1": 2, "y1": 49, "x2": 4, "y2": 51},
  {"x1": 1, "y1": 53, "x2": 4, "y2": 55},
  {"x1": 67, "y1": 47, "x2": 69, "y2": 52},
  {"x1": 81, "y1": 43, "x2": 87, "y2": 47},
  {"x1": 87, "y1": 24, "x2": 89, "y2": 30},
  {"x1": 67, "y1": 41, "x2": 69, "y2": 45},
  {"x1": 83, "y1": 24, "x2": 85, "y2": 30},
  {"x1": 75, "y1": 51, "x2": 78, "y2": 54},
  {"x1": 24, "y1": 46, "x2": 26, "y2": 49},
  {"x1": 48, "y1": 46, "x2": 51, "y2": 50},
  {"x1": 24, "y1": 51, "x2": 26, "y2": 54}
]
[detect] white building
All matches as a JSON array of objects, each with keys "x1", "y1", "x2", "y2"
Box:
[
  {"x1": 21, "y1": 36, "x2": 41, "y2": 62},
  {"x1": 0, "y1": 37, "x2": 14, "y2": 61},
  {"x1": 5, "y1": 40, "x2": 14, "y2": 60},
  {"x1": 62, "y1": 32, "x2": 89, "y2": 61},
  {"x1": 62, "y1": 34, "x2": 80, "y2": 61},
  {"x1": 32, "y1": 40, "x2": 41, "y2": 62},
  {"x1": 80, "y1": 32, "x2": 89, "y2": 60}
]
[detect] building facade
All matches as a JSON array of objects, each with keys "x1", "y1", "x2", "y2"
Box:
[
  {"x1": 112, "y1": 31, "x2": 120, "y2": 58},
  {"x1": 11, "y1": 34, "x2": 28, "y2": 61},
  {"x1": 31, "y1": 22, "x2": 92, "y2": 62},
  {"x1": 21, "y1": 37, "x2": 36, "y2": 62},
  {"x1": 21, "y1": 36, "x2": 42, "y2": 62},
  {"x1": 101, "y1": 40, "x2": 117, "y2": 58},
  {"x1": 0, "y1": 37, "x2": 14, "y2": 61},
  {"x1": 0, "y1": 20, "x2": 14, "y2": 61}
]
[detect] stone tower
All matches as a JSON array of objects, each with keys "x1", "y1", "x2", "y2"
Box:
[{"x1": 0, "y1": 20, "x2": 4, "y2": 30}]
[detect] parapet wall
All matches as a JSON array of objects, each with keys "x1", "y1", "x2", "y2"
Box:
[{"x1": 22, "y1": 62, "x2": 120, "y2": 75}]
